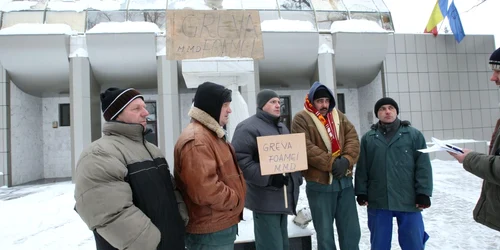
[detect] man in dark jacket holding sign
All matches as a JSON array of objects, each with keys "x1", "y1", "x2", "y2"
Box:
[{"x1": 232, "y1": 89, "x2": 303, "y2": 250}]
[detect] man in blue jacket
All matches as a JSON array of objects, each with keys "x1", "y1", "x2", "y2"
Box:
[
  {"x1": 232, "y1": 89, "x2": 303, "y2": 250},
  {"x1": 355, "y1": 97, "x2": 433, "y2": 250}
]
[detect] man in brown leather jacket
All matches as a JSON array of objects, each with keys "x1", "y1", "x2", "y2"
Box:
[
  {"x1": 291, "y1": 81, "x2": 361, "y2": 250},
  {"x1": 174, "y1": 81, "x2": 247, "y2": 249}
]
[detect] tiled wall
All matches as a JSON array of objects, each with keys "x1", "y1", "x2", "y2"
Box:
[
  {"x1": 358, "y1": 72, "x2": 384, "y2": 134},
  {"x1": 384, "y1": 34, "x2": 498, "y2": 158},
  {"x1": 42, "y1": 96, "x2": 71, "y2": 178},
  {"x1": 10, "y1": 82, "x2": 43, "y2": 185}
]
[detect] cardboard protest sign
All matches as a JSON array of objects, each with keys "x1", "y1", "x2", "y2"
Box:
[
  {"x1": 166, "y1": 10, "x2": 264, "y2": 60},
  {"x1": 257, "y1": 133, "x2": 308, "y2": 176}
]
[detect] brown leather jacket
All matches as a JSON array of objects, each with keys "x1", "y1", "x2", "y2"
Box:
[
  {"x1": 174, "y1": 107, "x2": 246, "y2": 234},
  {"x1": 291, "y1": 108, "x2": 360, "y2": 184}
]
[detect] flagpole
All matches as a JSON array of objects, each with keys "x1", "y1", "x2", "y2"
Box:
[{"x1": 438, "y1": 16, "x2": 447, "y2": 34}]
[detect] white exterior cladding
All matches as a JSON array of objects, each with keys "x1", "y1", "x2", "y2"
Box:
[{"x1": 0, "y1": 31, "x2": 497, "y2": 186}]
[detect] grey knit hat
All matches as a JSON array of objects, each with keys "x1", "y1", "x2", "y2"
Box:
[{"x1": 257, "y1": 89, "x2": 279, "y2": 109}]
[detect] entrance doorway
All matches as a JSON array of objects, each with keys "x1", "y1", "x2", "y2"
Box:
[
  {"x1": 279, "y1": 96, "x2": 291, "y2": 130},
  {"x1": 145, "y1": 101, "x2": 158, "y2": 146}
]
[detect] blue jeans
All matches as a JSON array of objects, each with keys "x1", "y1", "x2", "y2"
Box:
[
  {"x1": 185, "y1": 225, "x2": 237, "y2": 250},
  {"x1": 367, "y1": 208, "x2": 429, "y2": 250}
]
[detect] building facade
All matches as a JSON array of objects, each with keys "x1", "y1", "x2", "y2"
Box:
[{"x1": 0, "y1": 0, "x2": 496, "y2": 186}]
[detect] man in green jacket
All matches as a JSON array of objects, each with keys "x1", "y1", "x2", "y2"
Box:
[
  {"x1": 449, "y1": 47, "x2": 500, "y2": 232},
  {"x1": 355, "y1": 97, "x2": 433, "y2": 250}
]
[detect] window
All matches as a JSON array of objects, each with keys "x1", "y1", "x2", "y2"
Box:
[
  {"x1": 337, "y1": 93, "x2": 345, "y2": 114},
  {"x1": 59, "y1": 103, "x2": 70, "y2": 126},
  {"x1": 279, "y1": 96, "x2": 291, "y2": 130}
]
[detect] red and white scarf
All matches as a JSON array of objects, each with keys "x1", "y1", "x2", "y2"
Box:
[{"x1": 304, "y1": 94, "x2": 341, "y2": 158}]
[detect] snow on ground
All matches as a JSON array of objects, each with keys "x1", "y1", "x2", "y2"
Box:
[{"x1": 1, "y1": 159, "x2": 500, "y2": 249}]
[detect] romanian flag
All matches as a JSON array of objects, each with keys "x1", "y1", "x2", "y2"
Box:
[{"x1": 424, "y1": 0, "x2": 448, "y2": 36}]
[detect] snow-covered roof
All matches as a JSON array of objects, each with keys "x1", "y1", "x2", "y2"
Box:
[
  {"x1": 0, "y1": 23, "x2": 75, "y2": 35},
  {"x1": 86, "y1": 21, "x2": 160, "y2": 33},
  {"x1": 0, "y1": 0, "x2": 389, "y2": 12},
  {"x1": 261, "y1": 19, "x2": 316, "y2": 32},
  {"x1": 330, "y1": 19, "x2": 391, "y2": 33},
  {"x1": 318, "y1": 44, "x2": 334, "y2": 54}
]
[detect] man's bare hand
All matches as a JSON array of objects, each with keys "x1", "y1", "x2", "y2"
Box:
[{"x1": 448, "y1": 149, "x2": 472, "y2": 163}]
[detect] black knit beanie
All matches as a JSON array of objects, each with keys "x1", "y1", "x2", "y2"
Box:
[
  {"x1": 490, "y1": 47, "x2": 500, "y2": 70},
  {"x1": 101, "y1": 88, "x2": 143, "y2": 121},
  {"x1": 374, "y1": 97, "x2": 399, "y2": 118},
  {"x1": 257, "y1": 89, "x2": 279, "y2": 109},
  {"x1": 313, "y1": 87, "x2": 332, "y2": 100},
  {"x1": 193, "y1": 82, "x2": 232, "y2": 123}
]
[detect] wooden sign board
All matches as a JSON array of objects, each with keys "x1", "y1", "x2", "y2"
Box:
[
  {"x1": 165, "y1": 10, "x2": 264, "y2": 60},
  {"x1": 257, "y1": 133, "x2": 308, "y2": 176}
]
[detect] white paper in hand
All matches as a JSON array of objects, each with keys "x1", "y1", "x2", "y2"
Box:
[{"x1": 418, "y1": 137, "x2": 464, "y2": 154}]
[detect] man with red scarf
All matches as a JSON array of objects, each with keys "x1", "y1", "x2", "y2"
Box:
[{"x1": 291, "y1": 81, "x2": 361, "y2": 250}]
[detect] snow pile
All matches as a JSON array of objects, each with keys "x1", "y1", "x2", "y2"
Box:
[
  {"x1": 87, "y1": 0, "x2": 126, "y2": 11},
  {"x1": 0, "y1": 0, "x2": 38, "y2": 12},
  {"x1": 69, "y1": 48, "x2": 89, "y2": 57},
  {"x1": 0, "y1": 23, "x2": 75, "y2": 35},
  {"x1": 330, "y1": 19, "x2": 390, "y2": 33},
  {"x1": 156, "y1": 34, "x2": 166, "y2": 56},
  {"x1": 318, "y1": 44, "x2": 334, "y2": 54},
  {"x1": 1, "y1": 159, "x2": 500, "y2": 249},
  {"x1": 87, "y1": 21, "x2": 161, "y2": 34},
  {"x1": 128, "y1": 0, "x2": 166, "y2": 10},
  {"x1": 69, "y1": 34, "x2": 88, "y2": 57},
  {"x1": 169, "y1": 0, "x2": 212, "y2": 10},
  {"x1": 47, "y1": 0, "x2": 88, "y2": 12},
  {"x1": 261, "y1": 19, "x2": 315, "y2": 32}
]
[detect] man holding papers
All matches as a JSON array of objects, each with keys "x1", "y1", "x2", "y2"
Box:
[
  {"x1": 355, "y1": 97, "x2": 433, "y2": 250},
  {"x1": 449, "y1": 47, "x2": 500, "y2": 232}
]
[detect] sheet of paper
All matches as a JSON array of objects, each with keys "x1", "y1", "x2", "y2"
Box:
[{"x1": 418, "y1": 137, "x2": 464, "y2": 154}]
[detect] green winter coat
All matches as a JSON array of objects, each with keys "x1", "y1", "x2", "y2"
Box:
[
  {"x1": 355, "y1": 123, "x2": 433, "y2": 212},
  {"x1": 462, "y1": 124, "x2": 500, "y2": 232}
]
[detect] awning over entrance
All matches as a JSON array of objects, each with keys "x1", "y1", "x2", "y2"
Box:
[{"x1": 0, "y1": 33, "x2": 70, "y2": 95}]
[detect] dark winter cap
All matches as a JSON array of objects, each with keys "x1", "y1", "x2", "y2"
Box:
[
  {"x1": 489, "y1": 47, "x2": 500, "y2": 70},
  {"x1": 193, "y1": 81, "x2": 232, "y2": 123},
  {"x1": 257, "y1": 89, "x2": 279, "y2": 109},
  {"x1": 374, "y1": 97, "x2": 399, "y2": 118},
  {"x1": 101, "y1": 88, "x2": 143, "y2": 121},
  {"x1": 313, "y1": 87, "x2": 332, "y2": 100}
]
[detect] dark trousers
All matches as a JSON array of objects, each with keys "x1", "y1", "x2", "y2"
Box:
[
  {"x1": 367, "y1": 208, "x2": 429, "y2": 250},
  {"x1": 306, "y1": 186, "x2": 361, "y2": 250},
  {"x1": 253, "y1": 212, "x2": 289, "y2": 250},
  {"x1": 185, "y1": 224, "x2": 237, "y2": 250}
]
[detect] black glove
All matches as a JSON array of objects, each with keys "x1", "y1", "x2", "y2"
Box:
[
  {"x1": 331, "y1": 156, "x2": 349, "y2": 179},
  {"x1": 356, "y1": 195, "x2": 368, "y2": 206},
  {"x1": 416, "y1": 194, "x2": 431, "y2": 209},
  {"x1": 268, "y1": 174, "x2": 289, "y2": 188}
]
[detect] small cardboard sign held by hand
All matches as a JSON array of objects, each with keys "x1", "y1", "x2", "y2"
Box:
[{"x1": 257, "y1": 133, "x2": 308, "y2": 175}]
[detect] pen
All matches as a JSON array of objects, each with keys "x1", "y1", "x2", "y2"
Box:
[{"x1": 445, "y1": 144, "x2": 464, "y2": 154}]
